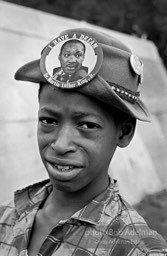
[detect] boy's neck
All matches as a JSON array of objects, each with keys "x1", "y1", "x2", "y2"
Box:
[{"x1": 43, "y1": 176, "x2": 109, "y2": 221}]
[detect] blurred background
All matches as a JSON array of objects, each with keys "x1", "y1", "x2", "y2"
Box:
[{"x1": 0, "y1": 0, "x2": 167, "y2": 241}]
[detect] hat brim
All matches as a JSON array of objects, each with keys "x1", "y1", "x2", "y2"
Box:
[{"x1": 15, "y1": 59, "x2": 150, "y2": 122}]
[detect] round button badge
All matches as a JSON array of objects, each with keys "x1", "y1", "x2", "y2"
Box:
[
  {"x1": 130, "y1": 54, "x2": 143, "y2": 75},
  {"x1": 40, "y1": 32, "x2": 103, "y2": 89},
  {"x1": 130, "y1": 54, "x2": 144, "y2": 84}
]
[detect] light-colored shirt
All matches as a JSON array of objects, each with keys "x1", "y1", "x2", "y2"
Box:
[{"x1": 0, "y1": 178, "x2": 167, "y2": 256}]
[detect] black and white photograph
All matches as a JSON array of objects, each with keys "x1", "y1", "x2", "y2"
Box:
[{"x1": 0, "y1": 1, "x2": 167, "y2": 255}]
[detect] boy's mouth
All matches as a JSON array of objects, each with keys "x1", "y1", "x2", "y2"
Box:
[
  {"x1": 54, "y1": 164, "x2": 75, "y2": 171},
  {"x1": 46, "y1": 160, "x2": 84, "y2": 181}
]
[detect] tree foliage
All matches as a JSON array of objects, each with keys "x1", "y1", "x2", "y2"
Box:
[{"x1": 4, "y1": 0, "x2": 167, "y2": 67}]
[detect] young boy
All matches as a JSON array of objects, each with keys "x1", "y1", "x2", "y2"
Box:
[{"x1": 0, "y1": 28, "x2": 166, "y2": 256}]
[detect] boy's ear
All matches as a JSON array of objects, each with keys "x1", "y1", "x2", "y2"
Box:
[{"x1": 117, "y1": 118, "x2": 136, "y2": 148}]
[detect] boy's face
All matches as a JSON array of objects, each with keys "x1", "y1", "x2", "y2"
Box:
[{"x1": 38, "y1": 84, "x2": 120, "y2": 194}]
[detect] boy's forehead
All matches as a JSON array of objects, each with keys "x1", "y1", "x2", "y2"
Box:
[{"x1": 39, "y1": 83, "x2": 113, "y2": 117}]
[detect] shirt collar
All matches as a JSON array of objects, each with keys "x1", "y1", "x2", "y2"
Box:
[
  {"x1": 14, "y1": 177, "x2": 119, "y2": 225},
  {"x1": 14, "y1": 179, "x2": 52, "y2": 217},
  {"x1": 71, "y1": 177, "x2": 119, "y2": 225}
]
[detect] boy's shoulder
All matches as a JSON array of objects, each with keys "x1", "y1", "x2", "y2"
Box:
[
  {"x1": 0, "y1": 198, "x2": 16, "y2": 249},
  {"x1": 0, "y1": 199, "x2": 16, "y2": 224},
  {"x1": 0, "y1": 179, "x2": 51, "y2": 226},
  {"x1": 103, "y1": 194, "x2": 167, "y2": 255}
]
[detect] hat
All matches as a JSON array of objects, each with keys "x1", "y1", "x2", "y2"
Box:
[{"x1": 14, "y1": 27, "x2": 150, "y2": 122}]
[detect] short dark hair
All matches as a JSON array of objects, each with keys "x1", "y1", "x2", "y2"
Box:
[{"x1": 59, "y1": 39, "x2": 86, "y2": 56}]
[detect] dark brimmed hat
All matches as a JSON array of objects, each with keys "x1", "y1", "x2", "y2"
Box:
[{"x1": 15, "y1": 27, "x2": 150, "y2": 122}]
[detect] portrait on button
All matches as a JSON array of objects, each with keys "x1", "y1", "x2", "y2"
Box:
[
  {"x1": 53, "y1": 39, "x2": 88, "y2": 83},
  {"x1": 40, "y1": 32, "x2": 103, "y2": 88}
]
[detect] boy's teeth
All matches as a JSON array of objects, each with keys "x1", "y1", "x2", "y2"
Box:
[{"x1": 56, "y1": 165, "x2": 74, "y2": 171}]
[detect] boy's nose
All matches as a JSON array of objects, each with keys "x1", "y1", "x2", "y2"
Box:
[{"x1": 51, "y1": 125, "x2": 77, "y2": 155}]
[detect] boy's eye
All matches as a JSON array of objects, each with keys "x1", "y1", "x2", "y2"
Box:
[
  {"x1": 79, "y1": 122, "x2": 100, "y2": 129},
  {"x1": 39, "y1": 118, "x2": 57, "y2": 125}
]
